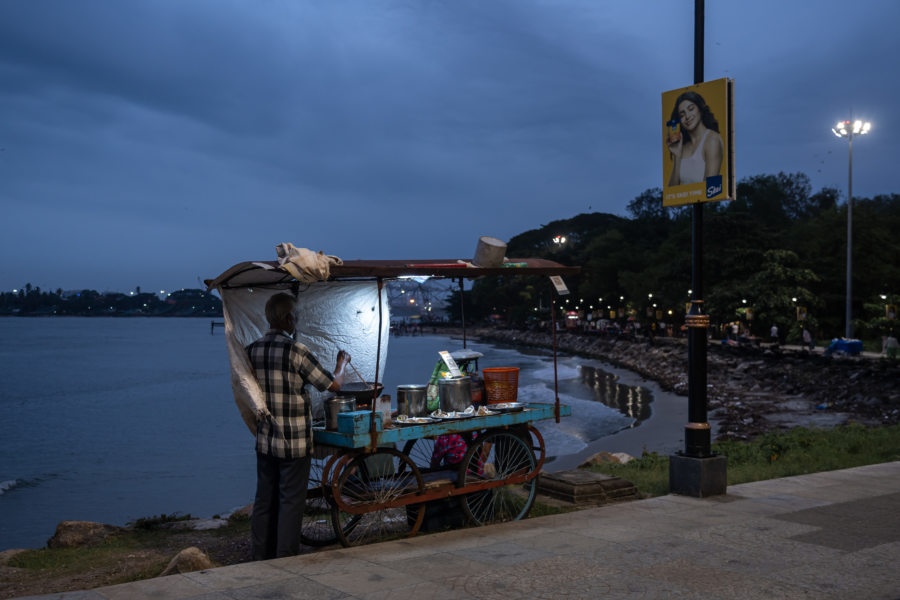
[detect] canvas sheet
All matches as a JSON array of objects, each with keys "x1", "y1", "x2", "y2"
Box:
[{"x1": 218, "y1": 281, "x2": 390, "y2": 435}]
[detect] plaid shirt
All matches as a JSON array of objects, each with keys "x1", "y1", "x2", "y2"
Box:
[{"x1": 246, "y1": 329, "x2": 335, "y2": 459}]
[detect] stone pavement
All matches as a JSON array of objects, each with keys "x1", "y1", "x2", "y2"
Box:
[{"x1": 16, "y1": 461, "x2": 900, "y2": 600}]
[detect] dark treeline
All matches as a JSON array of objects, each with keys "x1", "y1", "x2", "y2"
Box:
[
  {"x1": 450, "y1": 172, "x2": 900, "y2": 345},
  {"x1": 0, "y1": 286, "x2": 222, "y2": 317}
]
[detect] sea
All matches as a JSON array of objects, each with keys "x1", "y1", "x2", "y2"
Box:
[{"x1": 0, "y1": 317, "x2": 687, "y2": 550}]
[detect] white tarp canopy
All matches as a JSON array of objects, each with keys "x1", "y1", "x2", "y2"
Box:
[{"x1": 217, "y1": 280, "x2": 390, "y2": 435}]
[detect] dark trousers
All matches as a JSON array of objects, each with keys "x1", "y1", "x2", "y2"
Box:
[{"x1": 251, "y1": 452, "x2": 311, "y2": 561}]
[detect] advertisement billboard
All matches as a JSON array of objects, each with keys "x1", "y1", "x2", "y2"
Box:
[{"x1": 661, "y1": 78, "x2": 734, "y2": 206}]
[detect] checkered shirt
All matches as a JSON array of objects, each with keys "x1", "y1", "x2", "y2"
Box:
[{"x1": 246, "y1": 329, "x2": 335, "y2": 459}]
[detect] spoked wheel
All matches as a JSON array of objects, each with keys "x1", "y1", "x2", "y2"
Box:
[
  {"x1": 331, "y1": 448, "x2": 426, "y2": 546},
  {"x1": 399, "y1": 438, "x2": 436, "y2": 473},
  {"x1": 457, "y1": 428, "x2": 538, "y2": 526},
  {"x1": 300, "y1": 453, "x2": 344, "y2": 547}
]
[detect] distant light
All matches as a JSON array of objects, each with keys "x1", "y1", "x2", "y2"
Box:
[
  {"x1": 159, "y1": 290, "x2": 165, "y2": 294},
  {"x1": 12, "y1": 289, "x2": 17, "y2": 293},
  {"x1": 792, "y1": 297, "x2": 798, "y2": 302},
  {"x1": 880, "y1": 294, "x2": 888, "y2": 300},
  {"x1": 832, "y1": 119, "x2": 870, "y2": 138},
  {"x1": 409, "y1": 298, "x2": 415, "y2": 304}
]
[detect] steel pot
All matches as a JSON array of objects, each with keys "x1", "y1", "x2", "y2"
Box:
[
  {"x1": 438, "y1": 377, "x2": 472, "y2": 413},
  {"x1": 325, "y1": 395, "x2": 356, "y2": 430},
  {"x1": 397, "y1": 384, "x2": 428, "y2": 416}
]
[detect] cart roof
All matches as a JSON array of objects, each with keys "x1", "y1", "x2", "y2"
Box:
[{"x1": 206, "y1": 258, "x2": 579, "y2": 290}]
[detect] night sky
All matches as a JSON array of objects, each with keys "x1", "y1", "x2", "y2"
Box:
[{"x1": 2, "y1": 1, "x2": 898, "y2": 293}]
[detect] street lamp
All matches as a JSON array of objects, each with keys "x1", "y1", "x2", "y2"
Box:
[{"x1": 832, "y1": 119, "x2": 871, "y2": 338}]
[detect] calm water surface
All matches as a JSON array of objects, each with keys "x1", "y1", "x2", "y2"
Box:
[{"x1": 0, "y1": 317, "x2": 672, "y2": 549}]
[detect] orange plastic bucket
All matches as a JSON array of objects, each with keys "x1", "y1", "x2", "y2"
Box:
[{"x1": 482, "y1": 367, "x2": 519, "y2": 404}]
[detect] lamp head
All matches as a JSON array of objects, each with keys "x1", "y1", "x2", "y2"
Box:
[{"x1": 831, "y1": 119, "x2": 871, "y2": 137}]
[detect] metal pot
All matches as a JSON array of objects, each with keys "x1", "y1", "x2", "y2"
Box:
[
  {"x1": 325, "y1": 395, "x2": 356, "y2": 430},
  {"x1": 438, "y1": 377, "x2": 472, "y2": 413},
  {"x1": 397, "y1": 384, "x2": 428, "y2": 416}
]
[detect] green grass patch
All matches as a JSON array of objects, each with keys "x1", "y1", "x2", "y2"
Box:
[
  {"x1": 9, "y1": 535, "x2": 145, "y2": 573},
  {"x1": 8, "y1": 518, "x2": 251, "y2": 576},
  {"x1": 528, "y1": 499, "x2": 578, "y2": 518},
  {"x1": 587, "y1": 424, "x2": 900, "y2": 497}
]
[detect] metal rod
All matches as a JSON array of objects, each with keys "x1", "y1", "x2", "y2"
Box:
[
  {"x1": 459, "y1": 278, "x2": 467, "y2": 348},
  {"x1": 370, "y1": 277, "x2": 384, "y2": 449},
  {"x1": 846, "y1": 129, "x2": 854, "y2": 338},
  {"x1": 552, "y1": 296, "x2": 560, "y2": 423}
]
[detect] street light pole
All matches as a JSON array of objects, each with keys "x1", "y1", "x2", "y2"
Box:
[{"x1": 832, "y1": 119, "x2": 871, "y2": 339}]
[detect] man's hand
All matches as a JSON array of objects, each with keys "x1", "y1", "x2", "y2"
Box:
[{"x1": 328, "y1": 350, "x2": 351, "y2": 392}]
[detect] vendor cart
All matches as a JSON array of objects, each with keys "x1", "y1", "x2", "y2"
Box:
[{"x1": 207, "y1": 250, "x2": 579, "y2": 547}]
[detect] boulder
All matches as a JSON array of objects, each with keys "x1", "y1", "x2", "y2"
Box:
[
  {"x1": 159, "y1": 546, "x2": 214, "y2": 576},
  {"x1": 228, "y1": 503, "x2": 253, "y2": 521},
  {"x1": 578, "y1": 451, "x2": 623, "y2": 468},
  {"x1": 47, "y1": 521, "x2": 126, "y2": 549}
]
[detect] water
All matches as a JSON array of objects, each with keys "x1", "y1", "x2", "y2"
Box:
[{"x1": 0, "y1": 318, "x2": 682, "y2": 550}]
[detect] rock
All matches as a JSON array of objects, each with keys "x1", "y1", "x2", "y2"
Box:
[
  {"x1": 47, "y1": 521, "x2": 126, "y2": 549},
  {"x1": 610, "y1": 452, "x2": 635, "y2": 464},
  {"x1": 578, "y1": 451, "x2": 624, "y2": 468},
  {"x1": 228, "y1": 503, "x2": 253, "y2": 521},
  {"x1": 159, "y1": 547, "x2": 214, "y2": 576}
]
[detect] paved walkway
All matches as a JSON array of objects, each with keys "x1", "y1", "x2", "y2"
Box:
[{"x1": 18, "y1": 462, "x2": 900, "y2": 600}]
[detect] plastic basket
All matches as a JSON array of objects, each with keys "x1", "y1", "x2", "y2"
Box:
[{"x1": 482, "y1": 367, "x2": 519, "y2": 404}]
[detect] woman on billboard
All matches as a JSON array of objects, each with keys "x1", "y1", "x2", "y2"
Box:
[{"x1": 666, "y1": 91, "x2": 724, "y2": 186}]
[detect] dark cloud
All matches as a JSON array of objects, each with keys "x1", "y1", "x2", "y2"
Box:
[{"x1": 1, "y1": 0, "x2": 898, "y2": 291}]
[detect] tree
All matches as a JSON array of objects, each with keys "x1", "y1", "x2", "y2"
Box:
[{"x1": 744, "y1": 249, "x2": 821, "y2": 344}]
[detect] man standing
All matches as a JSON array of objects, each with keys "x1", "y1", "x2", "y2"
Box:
[{"x1": 246, "y1": 292, "x2": 350, "y2": 560}]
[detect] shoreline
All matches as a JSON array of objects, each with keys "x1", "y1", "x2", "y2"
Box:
[
  {"x1": 464, "y1": 327, "x2": 899, "y2": 441},
  {"x1": 546, "y1": 361, "x2": 690, "y2": 471}
]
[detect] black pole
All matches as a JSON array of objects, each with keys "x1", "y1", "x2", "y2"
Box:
[{"x1": 684, "y1": 0, "x2": 711, "y2": 457}]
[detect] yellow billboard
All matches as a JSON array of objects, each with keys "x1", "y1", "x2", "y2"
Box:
[{"x1": 661, "y1": 78, "x2": 734, "y2": 206}]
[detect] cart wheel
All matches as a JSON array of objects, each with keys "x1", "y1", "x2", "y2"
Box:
[
  {"x1": 457, "y1": 430, "x2": 537, "y2": 526},
  {"x1": 331, "y1": 448, "x2": 425, "y2": 547},
  {"x1": 300, "y1": 455, "x2": 343, "y2": 547},
  {"x1": 399, "y1": 438, "x2": 436, "y2": 473}
]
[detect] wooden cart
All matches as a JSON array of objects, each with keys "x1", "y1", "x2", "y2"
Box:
[{"x1": 301, "y1": 402, "x2": 572, "y2": 547}]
